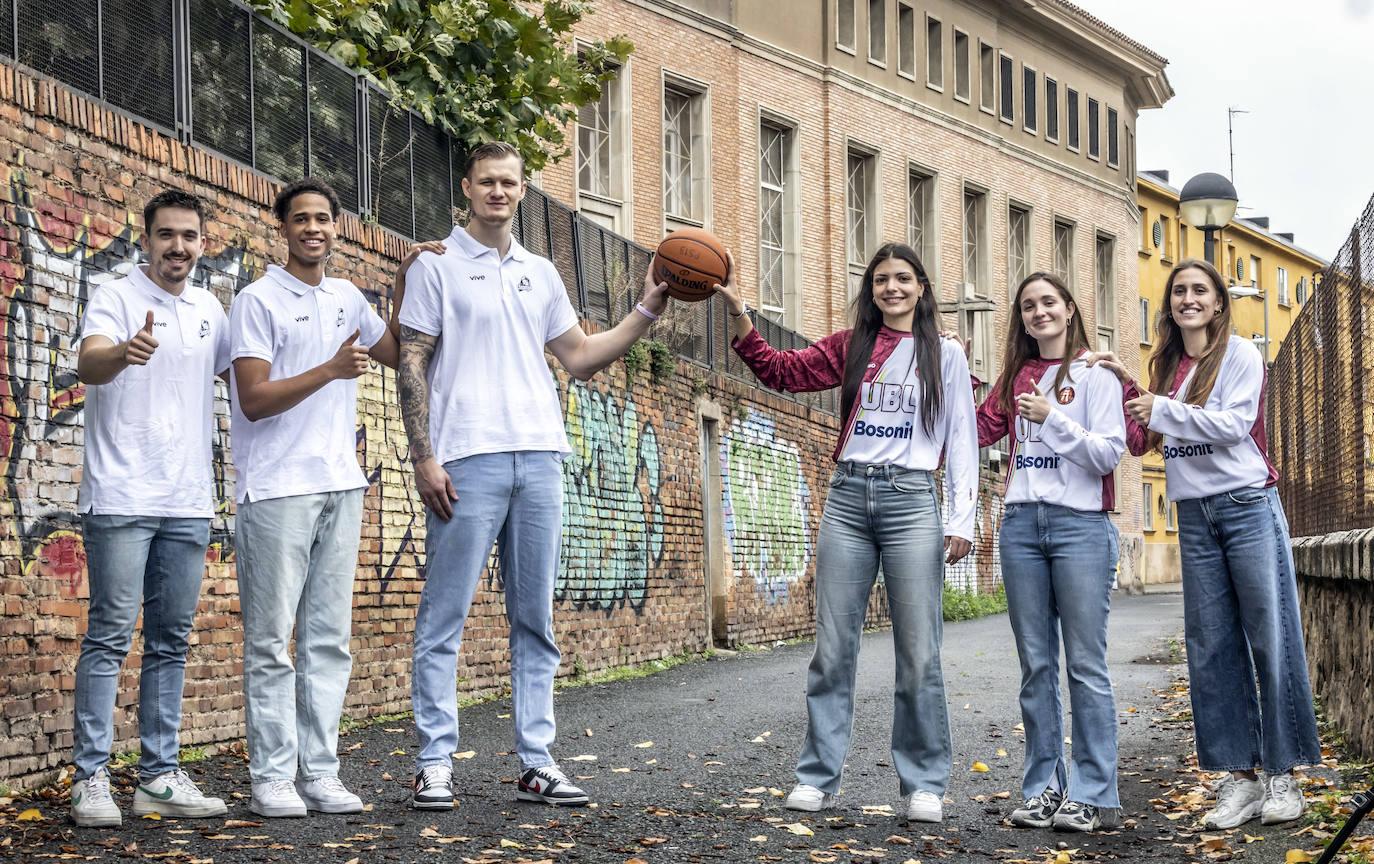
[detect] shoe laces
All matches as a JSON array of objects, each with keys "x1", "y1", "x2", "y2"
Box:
[
  {"x1": 1266, "y1": 774, "x2": 1297, "y2": 798},
  {"x1": 419, "y1": 764, "x2": 452, "y2": 788},
  {"x1": 83, "y1": 769, "x2": 114, "y2": 805},
  {"x1": 164, "y1": 770, "x2": 203, "y2": 796},
  {"x1": 1058, "y1": 801, "x2": 1085, "y2": 816},
  {"x1": 261, "y1": 778, "x2": 297, "y2": 799},
  {"x1": 910, "y1": 790, "x2": 940, "y2": 804},
  {"x1": 1216, "y1": 778, "x2": 1257, "y2": 809},
  {"x1": 534, "y1": 765, "x2": 569, "y2": 784},
  {"x1": 312, "y1": 776, "x2": 350, "y2": 795}
]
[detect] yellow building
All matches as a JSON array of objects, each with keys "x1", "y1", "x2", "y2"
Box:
[{"x1": 1135, "y1": 170, "x2": 1326, "y2": 587}]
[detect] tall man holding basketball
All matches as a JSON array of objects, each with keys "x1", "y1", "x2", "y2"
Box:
[{"x1": 398, "y1": 142, "x2": 670, "y2": 810}]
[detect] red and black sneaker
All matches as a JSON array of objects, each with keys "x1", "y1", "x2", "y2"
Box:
[{"x1": 516, "y1": 764, "x2": 588, "y2": 806}]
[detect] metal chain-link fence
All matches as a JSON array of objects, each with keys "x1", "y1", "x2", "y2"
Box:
[{"x1": 1269, "y1": 193, "x2": 1374, "y2": 537}]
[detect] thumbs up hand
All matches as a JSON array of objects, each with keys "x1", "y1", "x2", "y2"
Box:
[
  {"x1": 1016, "y1": 382, "x2": 1052, "y2": 424},
  {"x1": 327, "y1": 328, "x2": 370, "y2": 380},
  {"x1": 123, "y1": 310, "x2": 160, "y2": 365}
]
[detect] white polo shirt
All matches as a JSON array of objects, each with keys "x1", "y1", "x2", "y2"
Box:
[
  {"x1": 78, "y1": 265, "x2": 230, "y2": 517},
  {"x1": 398, "y1": 226, "x2": 579, "y2": 464},
  {"x1": 228, "y1": 265, "x2": 386, "y2": 503}
]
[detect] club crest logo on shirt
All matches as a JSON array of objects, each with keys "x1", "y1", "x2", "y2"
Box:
[
  {"x1": 517, "y1": 276, "x2": 532, "y2": 293},
  {"x1": 336, "y1": 307, "x2": 345, "y2": 326},
  {"x1": 1056, "y1": 386, "x2": 1075, "y2": 405},
  {"x1": 198, "y1": 319, "x2": 210, "y2": 339}
]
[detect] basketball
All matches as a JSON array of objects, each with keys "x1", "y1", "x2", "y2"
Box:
[{"x1": 653, "y1": 228, "x2": 729, "y2": 302}]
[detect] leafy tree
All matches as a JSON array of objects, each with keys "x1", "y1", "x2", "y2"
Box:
[{"x1": 247, "y1": 0, "x2": 632, "y2": 172}]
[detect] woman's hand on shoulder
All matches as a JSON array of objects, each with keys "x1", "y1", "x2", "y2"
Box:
[{"x1": 1082, "y1": 350, "x2": 1135, "y2": 388}]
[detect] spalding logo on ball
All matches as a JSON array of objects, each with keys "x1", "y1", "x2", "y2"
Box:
[{"x1": 654, "y1": 228, "x2": 729, "y2": 302}]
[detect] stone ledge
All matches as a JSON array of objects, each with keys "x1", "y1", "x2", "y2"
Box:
[{"x1": 1292, "y1": 531, "x2": 1374, "y2": 583}]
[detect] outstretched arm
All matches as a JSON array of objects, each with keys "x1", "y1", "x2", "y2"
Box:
[
  {"x1": 399, "y1": 326, "x2": 458, "y2": 520},
  {"x1": 547, "y1": 263, "x2": 670, "y2": 381}
]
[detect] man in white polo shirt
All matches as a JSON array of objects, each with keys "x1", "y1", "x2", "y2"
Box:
[
  {"x1": 398, "y1": 142, "x2": 670, "y2": 810},
  {"x1": 229, "y1": 177, "x2": 441, "y2": 818},
  {"x1": 70, "y1": 189, "x2": 230, "y2": 827}
]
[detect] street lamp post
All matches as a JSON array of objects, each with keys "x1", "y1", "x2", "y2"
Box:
[
  {"x1": 1179, "y1": 172, "x2": 1239, "y2": 266},
  {"x1": 1228, "y1": 280, "x2": 1269, "y2": 364}
]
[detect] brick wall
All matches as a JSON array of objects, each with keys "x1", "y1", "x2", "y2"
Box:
[{"x1": 0, "y1": 66, "x2": 905, "y2": 787}]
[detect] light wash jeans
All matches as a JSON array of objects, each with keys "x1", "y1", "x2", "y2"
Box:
[
  {"x1": 999, "y1": 502, "x2": 1120, "y2": 808},
  {"x1": 1177, "y1": 486, "x2": 1321, "y2": 773},
  {"x1": 413, "y1": 452, "x2": 563, "y2": 771},
  {"x1": 73, "y1": 515, "x2": 210, "y2": 782},
  {"x1": 795, "y1": 462, "x2": 951, "y2": 798},
  {"x1": 235, "y1": 488, "x2": 363, "y2": 783}
]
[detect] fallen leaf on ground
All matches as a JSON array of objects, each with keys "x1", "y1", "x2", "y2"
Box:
[
  {"x1": 971, "y1": 761, "x2": 990, "y2": 773},
  {"x1": 568, "y1": 754, "x2": 598, "y2": 762},
  {"x1": 142, "y1": 812, "x2": 162, "y2": 820},
  {"x1": 782, "y1": 822, "x2": 815, "y2": 836},
  {"x1": 1285, "y1": 852, "x2": 1315, "y2": 863},
  {"x1": 453, "y1": 751, "x2": 476, "y2": 760},
  {"x1": 633, "y1": 741, "x2": 654, "y2": 748},
  {"x1": 16, "y1": 809, "x2": 43, "y2": 822},
  {"x1": 750, "y1": 835, "x2": 768, "y2": 842}
]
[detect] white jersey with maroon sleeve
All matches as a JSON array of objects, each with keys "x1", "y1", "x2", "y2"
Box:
[{"x1": 1149, "y1": 335, "x2": 1276, "y2": 501}]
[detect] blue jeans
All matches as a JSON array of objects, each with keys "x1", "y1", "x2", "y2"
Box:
[
  {"x1": 1177, "y1": 486, "x2": 1321, "y2": 773},
  {"x1": 413, "y1": 452, "x2": 563, "y2": 770},
  {"x1": 235, "y1": 489, "x2": 364, "y2": 783},
  {"x1": 795, "y1": 463, "x2": 950, "y2": 798},
  {"x1": 999, "y1": 503, "x2": 1120, "y2": 808},
  {"x1": 73, "y1": 515, "x2": 210, "y2": 782}
]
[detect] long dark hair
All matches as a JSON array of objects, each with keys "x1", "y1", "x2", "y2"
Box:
[
  {"x1": 839, "y1": 243, "x2": 943, "y2": 436},
  {"x1": 1144, "y1": 257, "x2": 1233, "y2": 452},
  {"x1": 995, "y1": 272, "x2": 1090, "y2": 413}
]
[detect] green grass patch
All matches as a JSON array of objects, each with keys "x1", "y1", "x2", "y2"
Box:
[
  {"x1": 556, "y1": 648, "x2": 710, "y2": 690},
  {"x1": 942, "y1": 585, "x2": 1008, "y2": 622},
  {"x1": 178, "y1": 746, "x2": 211, "y2": 764}
]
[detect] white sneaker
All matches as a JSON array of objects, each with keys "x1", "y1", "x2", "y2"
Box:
[
  {"x1": 1203, "y1": 776, "x2": 1264, "y2": 829},
  {"x1": 905, "y1": 790, "x2": 944, "y2": 823},
  {"x1": 1261, "y1": 773, "x2": 1305, "y2": 825},
  {"x1": 297, "y1": 775, "x2": 363, "y2": 814},
  {"x1": 784, "y1": 784, "x2": 836, "y2": 812},
  {"x1": 132, "y1": 770, "x2": 227, "y2": 818},
  {"x1": 71, "y1": 767, "x2": 121, "y2": 827},
  {"x1": 250, "y1": 779, "x2": 308, "y2": 818}
]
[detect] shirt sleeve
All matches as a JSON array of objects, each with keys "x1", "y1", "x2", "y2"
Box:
[
  {"x1": 1148, "y1": 340, "x2": 1262, "y2": 446},
  {"x1": 544, "y1": 266, "x2": 580, "y2": 343},
  {"x1": 1038, "y1": 366, "x2": 1126, "y2": 476},
  {"x1": 731, "y1": 328, "x2": 848, "y2": 394},
  {"x1": 80, "y1": 283, "x2": 129, "y2": 346},
  {"x1": 974, "y1": 376, "x2": 1011, "y2": 448},
  {"x1": 940, "y1": 341, "x2": 979, "y2": 542},
  {"x1": 213, "y1": 302, "x2": 231, "y2": 375},
  {"x1": 353, "y1": 286, "x2": 387, "y2": 349},
  {"x1": 397, "y1": 256, "x2": 443, "y2": 337},
  {"x1": 1121, "y1": 380, "x2": 1151, "y2": 456},
  {"x1": 229, "y1": 291, "x2": 276, "y2": 363}
]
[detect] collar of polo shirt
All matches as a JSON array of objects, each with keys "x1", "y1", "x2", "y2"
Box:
[
  {"x1": 128, "y1": 262, "x2": 196, "y2": 305},
  {"x1": 448, "y1": 224, "x2": 529, "y2": 263},
  {"x1": 266, "y1": 263, "x2": 338, "y2": 297}
]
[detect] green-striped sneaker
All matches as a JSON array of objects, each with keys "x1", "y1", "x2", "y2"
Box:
[
  {"x1": 132, "y1": 770, "x2": 227, "y2": 818},
  {"x1": 71, "y1": 767, "x2": 121, "y2": 827}
]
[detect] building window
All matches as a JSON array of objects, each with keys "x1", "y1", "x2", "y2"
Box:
[
  {"x1": 1166, "y1": 501, "x2": 1178, "y2": 532},
  {"x1": 1095, "y1": 233, "x2": 1115, "y2": 351},
  {"x1": 908, "y1": 167, "x2": 936, "y2": 278},
  {"x1": 1107, "y1": 106, "x2": 1119, "y2": 167},
  {"x1": 837, "y1": 0, "x2": 856, "y2": 51},
  {"x1": 847, "y1": 147, "x2": 877, "y2": 295},
  {"x1": 953, "y1": 29, "x2": 970, "y2": 101},
  {"x1": 868, "y1": 0, "x2": 886, "y2": 65},
  {"x1": 1066, "y1": 88, "x2": 1080, "y2": 151},
  {"x1": 1251, "y1": 254, "x2": 1262, "y2": 290},
  {"x1": 663, "y1": 81, "x2": 708, "y2": 227},
  {"x1": 1008, "y1": 203, "x2": 1030, "y2": 287},
  {"x1": 1142, "y1": 482, "x2": 1155, "y2": 531},
  {"x1": 1054, "y1": 219, "x2": 1075, "y2": 291},
  {"x1": 1045, "y1": 77, "x2": 1059, "y2": 142},
  {"x1": 1139, "y1": 296, "x2": 1152, "y2": 344},
  {"x1": 926, "y1": 15, "x2": 943, "y2": 89},
  {"x1": 1022, "y1": 66, "x2": 1037, "y2": 134},
  {"x1": 897, "y1": 3, "x2": 915, "y2": 78},
  {"x1": 759, "y1": 119, "x2": 798, "y2": 326},
  {"x1": 1138, "y1": 206, "x2": 1150, "y2": 252},
  {"x1": 1296, "y1": 276, "x2": 1308, "y2": 305},
  {"x1": 1160, "y1": 214, "x2": 1173, "y2": 260},
  {"x1": 1087, "y1": 97, "x2": 1100, "y2": 160},
  {"x1": 576, "y1": 61, "x2": 629, "y2": 230},
  {"x1": 963, "y1": 187, "x2": 988, "y2": 296},
  {"x1": 979, "y1": 41, "x2": 995, "y2": 113},
  {"x1": 999, "y1": 54, "x2": 1014, "y2": 123},
  {"x1": 1179, "y1": 221, "x2": 1190, "y2": 259}
]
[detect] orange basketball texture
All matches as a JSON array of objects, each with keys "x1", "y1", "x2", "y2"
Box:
[{"x1": 654, "y1": 229, "x2": 729, "y2": 302}]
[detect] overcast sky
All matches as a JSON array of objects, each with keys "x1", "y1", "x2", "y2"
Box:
[{"x1": 1072, "y1": 0, "x2": 1372, "y2": 260}]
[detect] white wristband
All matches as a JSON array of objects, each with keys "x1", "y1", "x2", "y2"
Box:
[{"x1": 635, "y1": 302, "x2": 660, "y2": 322}]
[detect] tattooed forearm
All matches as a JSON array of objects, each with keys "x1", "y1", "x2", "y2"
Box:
[{"x1": 399, "y1": 325, "x2": 438, "y2": 464}]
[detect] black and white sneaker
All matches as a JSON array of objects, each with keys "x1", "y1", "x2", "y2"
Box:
[
  {"x1": 411, "y1": 764, "x2": 454, "y2": 810},
  {"x1": 516, "y1": 764, "x2": 588, "y2": 806},
  {"x1": 1009, "y1": 789, "x2": 1064, "y2": 828},
  {"x1": 1052, "y1": 800, "x2": 1120, "y2": 832}
]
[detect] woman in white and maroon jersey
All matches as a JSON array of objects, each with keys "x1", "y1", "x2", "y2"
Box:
[
  {"x1": 716, "y1": 242, "x2": 978, "y2": 825},
  {"x1": 1091, "y1": 258, "x2": 1319, "y2": 831},
  {"x1": 974, "y1": 272, "x2": 1125, "y2": 833}
]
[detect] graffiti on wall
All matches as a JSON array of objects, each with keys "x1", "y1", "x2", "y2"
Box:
[
  {"x1": 1, "y1": 165, "x2": 254, "y2": 590},
  {"x1": 556, "y1": 382, "x2": 664, "y2": 613},
  {"x1": 720, "y1": 410, "x2": 813, "y2": 603}
]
